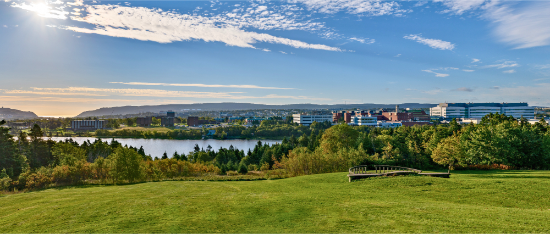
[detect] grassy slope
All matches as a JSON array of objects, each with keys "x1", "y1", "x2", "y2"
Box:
[{"x1": 1, "y1": 171, "x2": 550, "y2": 233}]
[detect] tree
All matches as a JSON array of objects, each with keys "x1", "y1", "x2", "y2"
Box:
[
  {"x1": 319, "y1": 123, "x2": 359, "y2": 154},
  {"x1": 162, "y1": 151, "x2": 168, "y2": 160},
  {"x1": 152, "y1": 117, "x2": 161, "y2": 126},
  {"x1": 173, "y1": 151, "x2": 181, "y2": 161},
  {"x1": 238, "y1": 162, "x2": 248, "y2": 174},
  {"x1": 431, "y1": 135, "x2": 465, "y2": 172},
  {"x1": 108, "y1": 147, "x2": 144, "y2": 183}
]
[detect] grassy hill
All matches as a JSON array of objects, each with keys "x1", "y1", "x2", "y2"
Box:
[{"x1": 1, "y1": 171, "x2": 550, "y2": 233}]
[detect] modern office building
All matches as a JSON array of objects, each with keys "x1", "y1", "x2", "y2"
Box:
[
  {"x1": 71, "y1": 120, "x2": 106, "y2": 130},
  {"x1": 430, "y1": 103, "x2": 534, "y2": 119},
  {"x1": 292, "y1": 114, "x2": 333, "y2": 126}
]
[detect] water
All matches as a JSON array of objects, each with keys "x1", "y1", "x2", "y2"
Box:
[{"x1": 45, "y1": 137, "x2": 282, "y2": 157}]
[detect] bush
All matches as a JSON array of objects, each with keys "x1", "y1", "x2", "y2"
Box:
[
  {"x1": 238, "y1": 163, "x2": 248, "y2": 174},
  {"x1": 226, "y1": 171, "x2": 239, "y2": 176}
]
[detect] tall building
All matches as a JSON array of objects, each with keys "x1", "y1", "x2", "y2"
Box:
[
  {"x1": 136, "y1": 117, "x2": 152, "y2": 127},
  {"x1": 430, "y1": 103, "x2": 534, "y2": 120},
  {"x1": 187, "y1": 116, "x2": 199, "y2": 126}
]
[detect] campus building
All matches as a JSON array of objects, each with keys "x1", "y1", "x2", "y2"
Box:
[
  {"x1": 71, "y1": 120, "x2": 106, "y2": 130},
  {"x1": 430, "y1": 103, "x2": 535, "y2": 120},
  {"x1": 292, "y1": 114, "x2": 333, "y2": 126}
]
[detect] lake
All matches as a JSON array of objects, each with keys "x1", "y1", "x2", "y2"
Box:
[{"x1": 44, "y1": 137, "x2": 282, "y2": 158}]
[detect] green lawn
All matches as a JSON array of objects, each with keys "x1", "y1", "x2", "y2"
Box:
[{"x1": 1, "y1": 171, "x2": 550, "y2": 232}]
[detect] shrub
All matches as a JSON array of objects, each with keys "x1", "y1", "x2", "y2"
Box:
[
  {"x1": 238, "y1": 163, "x2": 248, "y2": 174},
  {"x1": 226, "y1": 171, "x2": 239, "y2": 176}
]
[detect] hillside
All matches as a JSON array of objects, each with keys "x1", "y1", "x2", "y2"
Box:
[
  {"x1": 76, "y1": 103, "x2": 437, "y2": 117},
  {"x1": 1, "y1": 171, "x2": 550, "y2": 233},
  {"x1": 0, "y1": 107, "x2": 39, "y2": 120}
]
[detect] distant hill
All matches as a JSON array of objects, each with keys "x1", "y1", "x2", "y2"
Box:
[
  {"x1": 0, "y1": 107, "x2": 39, "y2": 120},
  {"x1": 76, "y1": 103, "x2": 437, "y2": 117}
]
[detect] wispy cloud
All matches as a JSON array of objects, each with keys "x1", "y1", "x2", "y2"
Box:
[
  {"x1": 472, "y1": 58, "x2": 480, "y2": 63},
  {"x1": 434, "y1": 0, "x2": 489, "y2": 15},
  {"x1": 484, "y1": 61, "x2": 519, "y2": 69},
  {"x1": 293, "y1": 0, "x2": 408, "y2": 16},
  {"x1": 110, "y1": 82, "x2": 295, "y2": 90},
  {"x1": 404, "y1": 34, "x2": 455, "y2": 50},
  {"x1": 10, "y1": 2, "x2": 69, "y2": 19},
  {"x1": 65, "y1": 5, "x2": 340, "y2": 51},
  {"x1": 1, "y1": 87, "x2": 328, "y2": 101},
  {"x1": 349, "y1": 37, "x2": 375, "y2": 44},
  {"x1": 453, "y1": 87, "x2": 474, "y2": 92},
  {"x1": 422, "y1": 70, "x2": 449, "y2": 77},
  {"x1": 463, "y1": 69, "x2": 475, "y2": 72},
  {"x1": 503, "y1": 69, "x2": 516, "y2": 74},
  {"x1": 485, "y1": 1, "x2": 550, "y2": 49}
]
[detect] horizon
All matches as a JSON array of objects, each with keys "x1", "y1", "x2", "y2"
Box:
[{"x1": 1, "y1": 0, "x2": 550, "y2": 116}]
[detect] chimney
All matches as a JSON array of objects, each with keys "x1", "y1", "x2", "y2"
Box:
[{"x1": 395, "y1": 105, "x2": 399, "y2": 113}]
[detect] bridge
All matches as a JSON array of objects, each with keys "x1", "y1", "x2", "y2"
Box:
[{"x1": 348, "y1": 165, "x2": 450, "y2": 182}]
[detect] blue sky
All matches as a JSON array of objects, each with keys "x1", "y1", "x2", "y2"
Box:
[{"x1": 1, "y1": 0, "x2": 549, "y2": 116}]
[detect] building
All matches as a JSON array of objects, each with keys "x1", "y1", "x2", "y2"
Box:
[
  {"x1": 167, "y1": 111, "x2": 175, "y2": 117},
  {"x1": 292, "y1": 114, "x2": 333, "y2": 126},
  {"x1": 349, "y1": 116, "x2": 378, "y2": 126},
  {"x1": 71, "y1": 120, "x2": 105, "y2": 130},
  {"x1": 401, "y1": 121, "x2": 433, "y2": 127},
  {"x1": 136, "y1": 117, "x2": 152, "y2": 127},
  {"x1": 377, "y1": 121, "x2": 402, "y2": 128},
  {"x1": 407, "y1": 109, "x2": 430, "y2": 121},
  {"x1": 430, "y1": 103, "x2": 534, "y2": 120},
  {"x1": 381, "y1": 112, "x2": 413, "y2": 121},
  {"x1": 245, "y1": 117, "x2": 265, "y2": 125},
  {"x1": 188, "y1": 116, "x2": 199, "y2": 126},
  {"x1": 161, "y1": 117, "x2": 174, "y2": 127}
]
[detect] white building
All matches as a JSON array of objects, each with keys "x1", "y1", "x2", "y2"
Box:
[
  {"x1": 349, "y1": 116, "x2": 378, "y2": 126},
  {"x1": 71, "y1": 120, "x2": 106, "y2": 130},
  {"x1": 292, "y1": 114, "x2": 333, "y2": 126},
  {"x1": 377, "y1": 121, "x2": 402, "y2": 128},
  {"x1": 430, "y1": 103, "x2": 534, "y2": 120}
]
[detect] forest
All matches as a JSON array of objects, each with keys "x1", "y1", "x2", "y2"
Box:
[{"x1": 1, "y1": 113, "x2": 550, "y2": 192}]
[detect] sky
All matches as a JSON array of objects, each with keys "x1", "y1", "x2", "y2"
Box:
[{"x1": 1, "y1": 0, "x2": 550, "y2": 117}]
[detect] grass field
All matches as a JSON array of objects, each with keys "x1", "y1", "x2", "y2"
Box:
[{"x1": 1, "y1": 171, "x2": 550, "y2": 232}]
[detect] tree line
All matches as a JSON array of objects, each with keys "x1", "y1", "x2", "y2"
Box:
[{"x1": 2, "y1": 114, "x2": 550, "y2": 192}]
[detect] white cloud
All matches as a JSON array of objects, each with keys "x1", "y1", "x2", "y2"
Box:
[
  {"x1": 292, "y1": 0, "x2": 407, "y2": 16},
  {"x1": 394, "y1": 54, "x2": 401, "y2": 57},
  {"x1": 434, "y1": 0, "x2": 489, "y2": 15},
  {"x1": 485, "y1": 2, "x2": 550, "y2": 49},
  {"x1": 484, "y1": 61, "x2": 518, "y2": 69},
  {"x1": 463, "y1": 69, "x2": 475, "y2": 72},
  {"x1": 280, "y1": 51, "x2": 287, "y2": 54},
  {"x1": 262, "y1": 48, "x2": 271, "y2": 52},
  {"x1": 65, "y1": 5, "x2": 340, "y2": 51},
  {"x1": 11, "y1": 2, "x2": 69, "y2": 19},
  {"x1": 422, "y1": 70, "x2": 449, "y2": 77},
  {"x1": 472, "y1": 58, "x2": 480, "y2": 63},
  {"x1": 109, "y1": 82, "x2": 295, "y2": 90},
  {"x1": 2, "y1": 25, "x2": 6, "y2": 28},
  {"x1": 503, "y1": 69, "x2": 516, "y2": 74},
  {"x1": 404, "y1": 34, "x2": 455, "y2": 50},
  {"x1": 349, "y1": 37, "x2": 375, "y2": 44},
  {"x1": 1, "y1": 87, "x2": 329, "y2": 101}
]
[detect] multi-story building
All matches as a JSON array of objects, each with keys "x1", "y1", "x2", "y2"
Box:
[
  {"x1": 430, "y1": 103, "x2": 534, "y2": 120},
  {"x1": 136, "y1": 116, "x2": 152, "y2": 127},
  {"x1": 349, "y1": 116, "x2": 378, "y2": 126},
  {"x1": 71, "y1": 120, "x2": 106, "y2": 130},
  {"x1": 161, "y1": 117, "x2": 174, "y2": 127},
  {"x1": 187, "y1": 116, "x2": 199, "y2": 126},
  {"x1": 292, "y1": 114, "x2": 333, "y2": 126}
]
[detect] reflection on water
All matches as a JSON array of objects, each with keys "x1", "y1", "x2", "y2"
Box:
[{"x1": 45, "y1": 137, "x2": 282, "y2": 158}]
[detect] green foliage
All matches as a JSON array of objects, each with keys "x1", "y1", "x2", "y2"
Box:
[{"x1": 108, "y1": 147, "x2": 144, "y2": 183}]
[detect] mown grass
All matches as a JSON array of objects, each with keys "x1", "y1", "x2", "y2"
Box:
[{"x1": 1, "y1": 170, "x2": 550, "y2": 233}]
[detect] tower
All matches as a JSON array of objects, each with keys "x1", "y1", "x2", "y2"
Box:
[{"x1": 395, "y1": 105, "x2": 399, "y2": 113}]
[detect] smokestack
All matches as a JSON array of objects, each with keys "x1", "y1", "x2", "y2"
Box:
[{"x1": 395, "y1": 105, "x2": 399, "y2": 113}]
